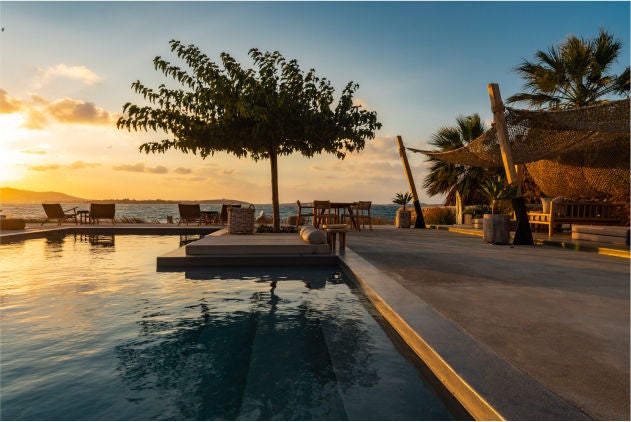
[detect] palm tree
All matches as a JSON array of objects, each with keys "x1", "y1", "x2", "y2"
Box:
[
  {"x1": 507, "y1": 29, "x2": 630, "y2": 109},
  {"x1": 423, "y1": 114, "x2": 500, "y2": 205}
]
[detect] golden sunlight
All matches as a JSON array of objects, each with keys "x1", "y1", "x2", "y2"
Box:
[{"x1": 0, "y1": 114, "x2": 46, "y2": 182}]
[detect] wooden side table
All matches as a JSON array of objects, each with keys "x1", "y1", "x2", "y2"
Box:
[
  {"x1": 77, "y1": 210, "x2": 90, "y2": 224},
  {"x1": 323, "y1": 224, "x2": 348, "y2": 253}
]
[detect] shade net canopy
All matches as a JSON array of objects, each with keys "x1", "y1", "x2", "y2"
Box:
[{"x1": 410, "y1": 99, "x2": 630, "y2": 198}]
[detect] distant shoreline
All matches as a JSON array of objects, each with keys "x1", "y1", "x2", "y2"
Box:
[{"x1": 1, "y1": 188, "x2": 442, "y2": 207}]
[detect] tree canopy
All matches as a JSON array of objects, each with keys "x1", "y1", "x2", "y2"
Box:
[
  {"x1": 506, "y1": 29, "x2": 630, "y2": 109},
  {"x1": 422, "y1": 114, "x2": 500, "y2": 205},
  {"x1": 117, "y1": 40, "x2": 381, "y2": 231}
]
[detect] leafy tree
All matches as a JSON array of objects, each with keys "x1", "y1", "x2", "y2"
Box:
[
  {"x1": 117, "y1": 40, "x2": 381, "y2": 231},
  {"x1": 507, "y1": 28, "x2": 630, "y2": 109},
  {"x1": 423, "y1": 114, "x2": 499, "y2": 205}
]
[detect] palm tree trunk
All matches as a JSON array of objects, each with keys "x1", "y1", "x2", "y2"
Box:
[{"x1": 269, "y1": 149, "x2": 281, "y2": 233}]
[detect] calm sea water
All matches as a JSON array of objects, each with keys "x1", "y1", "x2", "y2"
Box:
[
  {"x1": 0, "y1": 235, "x2": 453, "y2": 420},
  {"x1": 0, "y1": 203, "x2": 404, "y2": 223}
]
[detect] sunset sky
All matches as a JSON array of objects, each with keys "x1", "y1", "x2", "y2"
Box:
[{"x1": 1, "y1": 1, "x2": 629, "y2": 204}]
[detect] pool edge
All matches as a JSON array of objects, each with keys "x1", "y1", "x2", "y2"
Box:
[{"x1": 337, "y1": 249, "x2": 504, "y2": 421}]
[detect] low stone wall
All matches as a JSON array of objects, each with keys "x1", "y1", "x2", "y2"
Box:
[{"x1": 0, "y1": 219, "x2": 26, "y2": 230}]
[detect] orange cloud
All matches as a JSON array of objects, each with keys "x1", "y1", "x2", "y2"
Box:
[
  {"x1": 0, "y1": 89, "x2": 24, "y2": 114},
  {"x1": 216, "y1": 169, "x2": 236, "y2": 175},
  {"x1": 148, "y1": 165, "x2": 168, "y2": 174},
  {"x1": 112, "y1": 163, "x2": 169, "y2": 174},
  {"x1": 27, "y1": 164, "x2": 61, "y2": 171},
  {"x1": 46, "y1": 98, "x2": 114, "y2": 125},
  {"x1": 68, "y1": 161, "x2": 101, "y2": 169},
  {"x1": 174, "y1": 167, "x2": 192, "y2": 174},
  {"x1": 0, "y1": 90, "x2": 118, "y2": 129},
  {"x1": 23, "y1": 108, "x2": 48, "y2": 130},
  {"x1": 20, "y1": 149, "x2": 48, "y2": 155},
  {"x1": 24, "y1": 161, "x2": 101, "y2": 172}
]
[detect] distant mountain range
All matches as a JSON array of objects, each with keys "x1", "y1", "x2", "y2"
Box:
[
  {"x1": 1, "y1": 187, "x2": 86, "y2": 204},
  {"x1": 0, "y1": 187, "x2": 245, "y2": 205}
]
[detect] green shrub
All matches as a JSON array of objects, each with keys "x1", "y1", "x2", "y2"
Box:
[
  {"x1": 464, "y1": 205, "x2": 492, "y2": 218},
  {"x1": 412, "y1": 207, "x2": 456, "y2": 225}
]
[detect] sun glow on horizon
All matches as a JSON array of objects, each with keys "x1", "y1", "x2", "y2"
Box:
[{"x1": 0, "y1": 114, "x2": 47, "y2": 183}]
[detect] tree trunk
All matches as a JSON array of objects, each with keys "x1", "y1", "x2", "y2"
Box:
[{"x1": 269, "y1": 149, "x2": 281, "y2": 232}]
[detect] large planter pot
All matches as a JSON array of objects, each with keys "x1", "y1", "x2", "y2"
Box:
[
  {"x1": 463, "y1": 214, "x2": 473, "y2": 225},
  {"x1": 483, "y1": 214, "x2": 510, "y2": 244},
  {"x1": 395, "y1": 208, "x2": 411, "y2": 228}
]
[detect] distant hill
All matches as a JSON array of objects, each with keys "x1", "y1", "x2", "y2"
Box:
[
  {"x1": 1, "y1": 187, "x2": 87, "y2": 204},
  {"x1": 0, "y1": 187, "x2": 247, "y2": 205}
]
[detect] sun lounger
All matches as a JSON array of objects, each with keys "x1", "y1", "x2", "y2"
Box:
[
  {"x1": 89, "y1": 203, "x2": 116, "y2": 224},
  {"x1": 41, "y1": 203, "x2": 78, "y2": 226}
]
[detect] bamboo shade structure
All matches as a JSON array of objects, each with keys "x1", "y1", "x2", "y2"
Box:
[{"x1": 410, "y1": 99, "x2": 630, "y2": 198}]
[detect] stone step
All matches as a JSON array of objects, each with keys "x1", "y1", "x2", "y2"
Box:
[{"x1": 571, "y1": 225, "x2": 630, "y2": 245}]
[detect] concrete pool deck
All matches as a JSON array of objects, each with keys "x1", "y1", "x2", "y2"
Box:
[
  {"x1": 1, "y1": 223, "x2": 629, "y2": 420},
  {"x1": 344, "y1": 226, "x2": 629, "y2": 421}
]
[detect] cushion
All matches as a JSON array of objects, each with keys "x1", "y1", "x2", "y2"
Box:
[
  {"x1": 322, "y1": 224, "x2": 347, "y2": 230},
  {"x1": 256, "y1": 210, "x2": 272, "y2": 224},
  {"x1": 300, "y1": 225, "x2": 327, "y2": 244},
  {"x1": 300, "y1": 224, "x2": 312, "y2": 236}
]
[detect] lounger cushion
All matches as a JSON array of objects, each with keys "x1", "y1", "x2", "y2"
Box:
[{"x1": 300, "y1": 225, "x2": 327, "y2": 244}]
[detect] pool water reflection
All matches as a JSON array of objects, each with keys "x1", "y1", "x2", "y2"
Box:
[{"x1": 0, "y1": 235, "x2": 453, "y2": 420}]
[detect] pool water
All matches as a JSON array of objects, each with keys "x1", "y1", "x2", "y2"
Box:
[{"x1": 1, "y1": 235, "x2": 453, "y2": 420}]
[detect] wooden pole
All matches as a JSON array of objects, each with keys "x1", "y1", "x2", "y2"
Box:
[
  {"x1": 488, "y1": 84, "x2": 519, "y2": 186},
  {"x1": 488, "y1": 83, "x2": 533, "y2": 245},
  {"x1": 455, "y1": 191, "x2": 463, "y2": 224},
  {"x1": 396, "y1": 135, "x2": 426, "y2": 228}
]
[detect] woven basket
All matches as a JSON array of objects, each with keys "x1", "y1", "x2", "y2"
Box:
[{"x1": 228, "y1": 204, "x2": 255, "y2": 234}]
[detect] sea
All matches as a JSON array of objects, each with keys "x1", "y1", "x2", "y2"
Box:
[{"x1": 0, "y1": 202, "x2": 412, "y2": 224}]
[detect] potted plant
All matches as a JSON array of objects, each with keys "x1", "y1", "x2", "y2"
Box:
[
  {"x1": 393, "y1": 192, "x2": 413, "y2": 228},
  {"x1": 462, "y1": 207, "x2": 474, "y2": 225},
  {"x1": 480, "y1": 176, "x2": 517, "y2": 244}
]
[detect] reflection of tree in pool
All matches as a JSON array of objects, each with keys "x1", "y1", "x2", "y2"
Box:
[{"x1": 115, "y1": 272, "x2": 379, "y2": 420}]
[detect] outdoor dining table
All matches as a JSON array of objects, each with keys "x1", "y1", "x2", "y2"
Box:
[{"x1": 330, "y1": 202, "x2": 359, "y2": 230}]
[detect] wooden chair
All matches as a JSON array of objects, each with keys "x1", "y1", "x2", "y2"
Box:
[
  {"x1": 219, "y1": 203, "x2": 241, "y2": 225},
  {"x1": 177, "y1": 203, "x2": 203, "y2": 226},
  {"x1": 312, "y1": 200, "x2": 336, "y2": 228},
  {"x1": 89, "y1": 203, "x2": 116, "y2": 225},
  {"x1": 354, "y1": 201, "x2": 373, "y2": 230},
  {"x1": 41, "y1": 203, "x2": 77, "y2": 226},
  {"x1": 296, "y1": 200, "x2": 315, "y2": 226}
]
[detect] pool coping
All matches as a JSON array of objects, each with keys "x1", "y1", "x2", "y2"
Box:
[{"x1": 338, "y1": 248, "x2": 590, "y2": 421}]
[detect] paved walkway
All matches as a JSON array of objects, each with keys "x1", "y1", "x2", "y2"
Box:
[{"x1": 346, "y1": 226, "x2": 629, "y2": 420}]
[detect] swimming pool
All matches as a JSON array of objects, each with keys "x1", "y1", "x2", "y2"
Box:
[{"x1": 1, "y1": 235, "x2": 454, "y2": 420}]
